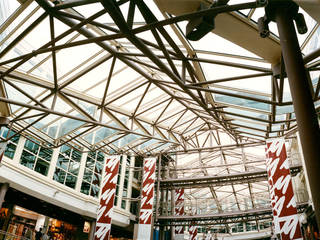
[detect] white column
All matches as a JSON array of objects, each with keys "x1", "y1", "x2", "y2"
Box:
[
  {"x1": 47, "y1": 146, "x2": 60, "y2": 179},
  {"x1": 75, "y1": 149, "x2": 88, "y2": 192},
  {"x1": 117, "y1": 155, "x2": 126, "y2": 208},
  {"x1": 12, "y1": 136, "x2": 26, "y2": 165},
  {"x1": 35, "y1": 214, "x2": 46, "y2": 231},
  {"x1": 126, "y1": 155, "x2": 135, "y2": 211}
]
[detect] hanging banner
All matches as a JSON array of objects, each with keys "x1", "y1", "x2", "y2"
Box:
[
  {"x1": 175, "y1": 188, "x2": 185, "y2": 238},
  {"x1": 265, "y1": 139, "x2": 302, "y2": 240},
  {"x1": 95, "y1": 156, "x2": 120, "y2": 240},
  {"x1": 137, "y1": 157, "x2": 156, "y2": 240},
  {"x1": 189, "y1": 224, "x2": 198, "y2": 240}
]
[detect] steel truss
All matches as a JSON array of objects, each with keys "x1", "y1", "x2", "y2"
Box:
[
  {"x1": 157, "y1": 202, "x2": 308, "y2": 226},
  {"x1": 160, "y1": 164, "x2": 302, "y2": 188}
]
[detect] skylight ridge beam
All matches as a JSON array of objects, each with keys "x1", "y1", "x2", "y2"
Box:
[
  {"x1": 187, "y1": 72, "x2": 272, "y2": 86},
  {"x1": 100, "y1": 0, "x2": 237, "y2": 139}
]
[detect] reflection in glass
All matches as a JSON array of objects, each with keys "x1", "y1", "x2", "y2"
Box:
[{"x1": 20, "y1": 150, "x2": 36, "y2": 169}]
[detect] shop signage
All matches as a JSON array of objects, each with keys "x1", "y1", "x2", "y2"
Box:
[
  {"x1": 265, "y1": 139, "x2": 302, "y2": 240},
  {"x1": 95, "y1": 156, "x2": 120, "y2": 240}
]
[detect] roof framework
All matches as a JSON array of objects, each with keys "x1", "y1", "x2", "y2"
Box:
[{"x1": 0, "y1": 0, "x2": 319, "y2": 231}]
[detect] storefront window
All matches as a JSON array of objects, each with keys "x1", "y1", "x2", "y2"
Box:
[
  {"x1": 80, "y1": 151, "x2": 104, "y2": 198},
  {"x1": 53, "y1": 144, "x2": 82, "y2": 189},
  {"x1": 20, "y1": 138, "x2": 52, "y2": 176},
  {"x1": 0, "y1": 127, "x2": 20, "y2": 159}
]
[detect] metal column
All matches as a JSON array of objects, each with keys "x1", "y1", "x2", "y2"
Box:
[{"x1": 273, "y1": 3, "x2": 320, "y2": 230}]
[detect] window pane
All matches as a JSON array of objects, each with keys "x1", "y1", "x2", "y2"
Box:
[
  {"x1": 81, "y1": 182, "x2": 90, "y2": 195},
  {"x1": 83, "y1": 169, "x2": 93, "y2": 182},
  {"x1": 65, "y1": 174, "x2": 77, "y2": 188},
  {"x1": 60, "y1": 145, "x2": 71, "y2": 157},
  {"x1": 35, "y1": 159, "x2": 49, "y2": 176},
  {"x1": 94, "y1": 162, "x2": 102, "y2": 174},
  {"x1": 4, "y1": 143, "x2": 16, "y2": 159},
  {"x1": 90, "y1": 185, "x2": 99, "y2": 198},
  {"x1": 121, "y1": 200, "x2": 126, "y2": 209},
  {"x1": 20, "y1": 150, "x2": 35, "y2": 169},
  {"x1": 53, "y1": 168, "x2": 66, "y2": 184},
  {"x1": 92, "y1": 173, "x2": 101, "y2": 186},
  {"x1": 86, "y1": 156, "x2": 95, "y2": 170},
  {"x1": 38, "y1": 147, "x2": 53, "y2": 161},
  {"x1": 24, "y1": 139, "x2": 39, "y2": 154},
  {"x1": 72, "y1": 149, "x2": 82, "y2": 162},
  {"x1": 57, "y1": 154, "x2": 69, "y2": 170},
  {"x1": 96, "y1": 152, "x2": 104, "y2": 163},
  {"x1": 68, "y1": 161, "x2": 80, "y2": 175}
]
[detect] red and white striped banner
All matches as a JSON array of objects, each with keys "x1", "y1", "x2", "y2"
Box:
[
  {"x1": 175, "y1": 188, "x2": 184, "y2": 237},
  {"x1": 189, "y1": 224, "x2": 198, "y2": 240},
  {"x1": 265, "y1": 139, "x2": 302, "y2": 240},
  {"x1": 137, "y1": 157, "x2": 156, "y2": 239},
  {"x1": 95, "y1": 156, "x2": 120, "y2": 240}
]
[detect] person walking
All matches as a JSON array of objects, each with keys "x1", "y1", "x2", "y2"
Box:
[{"x1": 35, "y1": 228, "x2": 43, "y2": 240}]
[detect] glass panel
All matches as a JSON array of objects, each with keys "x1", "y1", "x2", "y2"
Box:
[
  {"x1": 38, "y1": 147, "x2": 53, "y2": 161},
  {"x1": 35, "y1": 159, "x2": 49, "y2": 176},
  {"x1": 83, "y1": 169, "x2": 93, "y2": 183},
  {"x1": 53, "y1": 168, "x2": 66, "y2": 184},
  {"x1": 86, "y1": 156, "x2": 95, "y2": 170},
  {"x1": 94, "y1": 162, "x2": 102, "y2": 174},
  {"x1": 81, "y1": 182, "x2": 90, "y2": 195},
  {"x1": 65, "y1": 174, "x2": 77, "y2": 189},
  {"x1": 57, "y1": 154, "x2": 69, "y2": 170},
  {"x1": 24, "y1": 139, "x2": 39, "y2": 154},
  {"x1": 121, "y1": 200, "x2": 126, "y2": 209},
  {"x1": 92, "y1": 173, "x2": 101, "y2": 186},
  {"x1": 72, "y1": 149, "x2": 82, "y2": 162},
  {"x1": 96, "y1": 152, "x2": 104, "y2": 163},
  {"x1": 90, "y1": 185, "x2": 99, "y2": 198},
  {"x1": 20, "y1": 150, "x2": 35, "y2": 169},
  {"x1": 4, "y1": 143, "x2": 16, "y2": 159},
  {"x1": 68, "y1": 160, "x2": 80, "y2": 175},
  {"x1": 60, "y1": 145, "x2": 71, "y2": 157}
]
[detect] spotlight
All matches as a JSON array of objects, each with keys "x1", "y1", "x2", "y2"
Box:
[
  {"x1": 294, "y1": 13, "x2": 308, "y2": 34},
  {"x1": 186, "y1": 3, "x2": 215, "y2": 41},
  {"x1": 258, "y1": 16, "x2": 270, "y2": 38}
]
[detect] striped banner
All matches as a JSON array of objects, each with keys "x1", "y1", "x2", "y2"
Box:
[
  {"x1": 189, "y1": 224, "x2": 198, "y2": 240},
  {"x1": 265, "y1": 139, "x2": 302, "y2": 240},
  {"x1": 138, "y1": 157, "x2": 156, "y2": 240},
  {"x1": 175, "y1": 188, "x2": 184, "y2": 238},
  {"x1": 95, "y1": 156, "x2": 120, "y2": 240}
]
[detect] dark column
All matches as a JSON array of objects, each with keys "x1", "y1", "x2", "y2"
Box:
[
  {"x1": 274, "y1": 4, "x2": 320, "y2": 230},
  {"x1": 0, "y1": 183, "x2": 9, "y2": 209}
]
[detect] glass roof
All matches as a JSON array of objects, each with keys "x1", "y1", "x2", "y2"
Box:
[{"x1": 0, "y1": 0, "x2": 318, "y2": 229}]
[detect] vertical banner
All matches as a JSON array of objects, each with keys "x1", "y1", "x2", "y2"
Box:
[
  {"x1": 265, "y1": 139, "x2": 302, "y2": 240},
  {"x1": 137, "y1": 157, "x2": 156, "y2": 240},
  {"x1": 175, "y1": 189, "x2": 184, "y2": 239},
  {"x1": 95, "y1": 156, "x2": 120, "y2": 240},
  {"x1": 189, "y1": 224, "x2": 198, "y2": 240}
]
